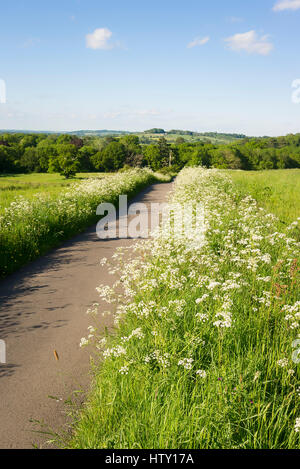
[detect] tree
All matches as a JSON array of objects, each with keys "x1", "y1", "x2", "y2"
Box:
[
  {"x1": 78, "y1": 145, "x2": 97, "y2": 171},
  {"x1": 36, "y1": 141, "x2": 58, "y2": 172},
  {"x1": 145, "y1": 128, "x2": 165, "y2": 134},
  {"x1": 210, "y1": 147, "x2": 243, "y2": 169},
  {"x1": 157, "y1": 137, "x2": 170, "y2": 167},
  {"x1": 56, "y1": 144, "x2": 79, "y2": 178},
  {"x1": 102, "y1": 142, "x2": 127, "y2": 171},
  {"x1": 175, "y1": 137, "x2": 185, "y2": 145},
  {"x1": 0, "y1": 145, "x2": 18, "y2": 173},
  {"x1": 119, "y1": 135, "x2": 143, "y2": 166},
  {"x1": 188, "y1": 144, "x2": 212, "y2": 167},
  {"x1": 19, "y1": 135, "x2": 38, "y2": 150},
  {"x1": 90, "y1": 152, "x2": 104, "y2": 171},
  {"x1": 143, "y1": 145, "x2": 161, "y2": 170},
  {"x1": 19, "y1": 147, "x2": 41, "y2": 172},
  {"x1": 91, "y1": 142, "x2": 126, "y2": 172}
]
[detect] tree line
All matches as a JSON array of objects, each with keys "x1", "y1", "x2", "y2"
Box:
[{"x1": 1, "y1": 132, "x2": 300, "y2": 177}]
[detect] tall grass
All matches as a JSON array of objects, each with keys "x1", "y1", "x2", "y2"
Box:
[
  {"x1": 70, "y1": 168, "x2": 300, "y2": 449},
  {"x1": 228, "y1": 169, "x2": 300, "y2": 226},
  {"x1": 0, "y1": 169, "x2": 169, "y2": 277}
]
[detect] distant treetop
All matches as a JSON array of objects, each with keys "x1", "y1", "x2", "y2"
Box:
[{"x1": 144, "y1": 128, "x2": 166, "y2": 134}]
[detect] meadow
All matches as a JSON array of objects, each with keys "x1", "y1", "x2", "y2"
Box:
[
  {"x1": 229, "y1": 169, "x2": 300, "y2": 226},
  {"x1": 70, "y1": 168, "x2": 300, "y2": 449},
  {"x1": 0, "y1": 169, "x2": 170, "y2": 277}
]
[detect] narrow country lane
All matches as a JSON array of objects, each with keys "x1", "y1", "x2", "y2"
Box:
[{"x1": 0, "y1": 182, "x2": 173, "y2": 449}]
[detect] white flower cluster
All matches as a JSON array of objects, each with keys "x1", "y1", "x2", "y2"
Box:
[
  {"x1": 283, "y1": 301, "x2": 300, "y2": 330},
  {"x1": 85, "y1": 167, "x2": 299, "y2": 439},
  {"x1": 178, "y1": 358, "x2": 194, "y2": 370}
]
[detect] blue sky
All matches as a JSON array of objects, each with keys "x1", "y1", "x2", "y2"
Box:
[{"x1": 0, "y1": 0, "x2": 300, "y2": 136}]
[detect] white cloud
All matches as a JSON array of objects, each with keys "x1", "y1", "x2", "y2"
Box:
[
  {"x1": 86, "y1": 28, "x2": 115, "y2": 50},
  {"x1": 273, "y1": 0, "x2": 300, "y2": 11},
  {"x1": 187, "y1": 36, "x2": 210, "y2": 48},
  {"x1": 225, "y1": 30, "x2": 273, "y2": 55}
]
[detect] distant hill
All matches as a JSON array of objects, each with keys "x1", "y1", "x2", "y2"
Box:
[
  {"x1": 68, "y1": 130, "x2": 131, "y2": 137},
  {"x1": 138, "y1": 129, "x2": 248, "y2": 144},
  {"x1": 0, "y1": 129, "x2": 59, "y2": 135},
  {"x1": 0, "y1": 128, "x2": 249, "y2": 144},
  {"x1": 67, "y1": 129, "x2": 248, "y2": 143},
  {"x1": 0, "y1": 129, "x2": 130, "y2": 136}
]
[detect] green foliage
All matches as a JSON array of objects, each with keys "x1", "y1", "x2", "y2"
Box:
[
  {"x1": 91, "y1": 142, "x2": 127, "y2": 172},
  {"x1": 144, "y1": 128, "x2": 166, "y2": 134},
  {"x1": 19, "y1": 147, "x2": 40, "y2": 172},
  {"x1": 143, "y1": 144, "x2": 161, "y2": 171},
  {"x1": 1, "y1": 131, "x2": 300, "y2": 174}
]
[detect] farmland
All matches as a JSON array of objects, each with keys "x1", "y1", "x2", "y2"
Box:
[
  {"x1": 70, "y1": 168, "x2": 300, "y2": 449},
  {"x1": 136, "y1": 130, "x2": 246, "y2": 145}
]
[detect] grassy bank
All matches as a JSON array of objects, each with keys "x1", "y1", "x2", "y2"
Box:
[
  {"x1": 0, "y1": 169, "x2": 170, "y2": 278},
  {"x1": 0, "y1": 173, "x2": 110, "y2": 214},
  {"x1": 70, "y1": 168, "x2": 300, "y2": 449}
]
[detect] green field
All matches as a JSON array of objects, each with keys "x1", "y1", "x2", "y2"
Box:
[
  {"x1": 228, "y1": 169, "x2": 300, "y2": 225},
  {"x1": 0, "y1": 173, "x2": 108, "y2": 214}
]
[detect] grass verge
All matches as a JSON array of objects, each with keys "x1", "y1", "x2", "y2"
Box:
[{"x1": 69, "y1": 168, "x2": 300, "y2": 449}]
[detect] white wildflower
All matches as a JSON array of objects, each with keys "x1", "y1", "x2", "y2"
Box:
[
  {"x1": 119, "y1": 365, "x2": 129, "y2": 375},
  {"x1": 178, "y1": 358, "x2": 194, "y2": 370},
  {"x1": 79, "y1": 337, "x2": 89, "y2": 348},
  {"x1": 277, "y1": 358, "x2": 289, "y2": 368}
]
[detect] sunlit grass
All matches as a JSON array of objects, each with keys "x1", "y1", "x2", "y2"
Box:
[
  {"x1": 228, "y1": 169, "x2": 300, "y2": 225},
  {"x1": 68, "y1": 168, "x2": 300, "y2": 449},
  {"x1": 0, "y1": 173, "x2": 109, "y2": 213}
]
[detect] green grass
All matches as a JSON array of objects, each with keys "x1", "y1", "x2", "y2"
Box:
[
  {"x1": 68, "y1": 168, "x2": 300, "y2": 449},
  {"x1": 0, "y1": 173, "x2": 108, "y2": 214},
  {"x1": 228, "y1": 169, "x2": 300, "y2": 225}
]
